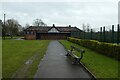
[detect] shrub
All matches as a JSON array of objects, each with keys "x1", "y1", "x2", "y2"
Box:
[{"x1": 67, "y1": 37, "x2": 120, "y2": 60}]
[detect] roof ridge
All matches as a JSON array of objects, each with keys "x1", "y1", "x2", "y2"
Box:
[{"x1": 25, "y1": 26, "x2": 82, "y2": 32}]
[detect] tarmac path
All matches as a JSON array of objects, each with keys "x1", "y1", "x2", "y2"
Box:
[{"x1": 34, "y1": 40, "x2": 92, "y2": 78}]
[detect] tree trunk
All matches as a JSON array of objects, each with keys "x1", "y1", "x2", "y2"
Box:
[
  {"x1": 2, "y1": 35, "x2": 5, "y2": 40},
  {"x1": 11, "y1": 35, "x2": 13, "y2": 39}
]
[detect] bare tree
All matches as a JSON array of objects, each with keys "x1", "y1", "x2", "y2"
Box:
[
  {"x1": 5, "y1": 19, "x2": 21, "y2": 38},
  {"x1": 25, "y1": 23, "x2": 30, "y2": 29},
  {"x1": 82, "y1": 23, "x2": 91, "y2": 32},
  {"x1": 2, "y1": 19, "x2": 8, "y2": 39},
  {"x1": 86, "y1": 23, "x2": 91, "y2": 32},
  {"x1": 33, "y1": 19, "x2": 47, "y2": 27},
  {"x1": 82, "y1": 23, "x2": 86, "y2": 32}
]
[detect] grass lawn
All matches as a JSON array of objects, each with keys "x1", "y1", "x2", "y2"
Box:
[
  {"x1": 59, "y1": 40, "x2": 119, "y2": 78},
  {"x1": 2, "y1": 40, "x2": 50, "y2": 78},
  {"x1": 0, "y1": 40, "x2": 2, "y2": 79},
  {"x1": 2, "y1": 36, "x2": 24, "y2": 40}
]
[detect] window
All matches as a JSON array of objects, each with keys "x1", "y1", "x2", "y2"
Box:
[
  {"x1": 26, "y1": 31, "x2": 29, "y2": 35},
  {"x1": 31, "y1": 32, "x2": 33, "y2": 35},
  {"x1": 33, "y1": 32, "x2": 34, "y2": 35}
]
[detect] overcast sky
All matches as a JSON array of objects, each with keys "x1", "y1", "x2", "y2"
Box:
[{"x1": 0, "y1": 0, "x2": 119, "y2": 31}]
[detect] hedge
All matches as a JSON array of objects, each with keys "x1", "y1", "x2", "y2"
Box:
[{"x1": 67, "y1": 37, "x2": 120, "y2": 61}]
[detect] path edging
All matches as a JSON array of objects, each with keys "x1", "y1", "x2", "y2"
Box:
[{"x1": 59, "y1": 41, "x2": 97, "y2": 79}]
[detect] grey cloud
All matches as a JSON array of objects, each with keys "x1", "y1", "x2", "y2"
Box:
[{"x1": 0, "y1": 2, "x2": 118, "y2": 31}]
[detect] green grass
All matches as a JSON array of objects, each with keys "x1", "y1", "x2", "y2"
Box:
[
  {"x1": 0, "y1": 40, "x2": 2, "y2": 79},
  {"x1": 2, "y1": 36, "x2": 24, "y2": 40},
  {"x1": 2, "y1": 40, "x2": 50, "y2": 78},
  {"x1": 59, "y1": 40, "x2": 119, "y2": 78}
]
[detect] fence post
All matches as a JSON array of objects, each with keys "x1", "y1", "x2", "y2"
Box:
[
  {"x1": 103, "y1": 26, "x2": 106, "y2": 42},
  {"x1": 112, "y1": 25, "x2": 114, "y2": 43},
  {"x1": 100, "y1": 27, "x2": 102, "y2": 42},
  {"x1": 84, "y1": 31, "x2": 85, "y2": 39},
  {"x1": 117, "y1": 24, "x2": 120, "y2": 44},
  {"x1": 90, "y1": 29, "x2": 92, "y2": 40}
]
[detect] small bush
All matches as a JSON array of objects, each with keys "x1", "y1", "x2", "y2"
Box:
[{"x1": 67, "y1": 37, "x2": 120, "y2": 60}]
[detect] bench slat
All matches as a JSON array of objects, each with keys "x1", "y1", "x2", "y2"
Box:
[
  {"x1": 66, "y1": 45, "x2": 85, "y2": 64},
  {"x1": 67, "y1": 51, "x2": 79, "y2": 59},
  {"x1": 71, "y1": 46, "x2": 85, "y2": 53}
]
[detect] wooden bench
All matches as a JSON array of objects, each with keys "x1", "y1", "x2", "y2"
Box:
[{"x1": 66, "y1": 46, "x2": 85, "y2": 64}]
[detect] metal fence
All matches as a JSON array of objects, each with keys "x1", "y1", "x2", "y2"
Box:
[{"x1": 79, "y1": 24, "x2": 120, "y2": 44}]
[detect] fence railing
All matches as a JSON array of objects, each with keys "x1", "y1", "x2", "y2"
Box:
[{"x1": 79, "y1": 24, "x2": 120, "y2": 44}]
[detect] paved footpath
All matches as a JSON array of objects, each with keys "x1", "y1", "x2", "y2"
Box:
[{"x1": 34, "y1": 40, "x2": 92, "y2": 78}]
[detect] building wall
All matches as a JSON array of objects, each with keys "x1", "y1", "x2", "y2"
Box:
[
  {"x1": 25, "y1": 31, "x2": 36, "y2": 40},
  {"x1": 36, "y1": 33, "x2": 70, "y2": 40},
  {"x1": 25, "y1": 35, "x2": 36, "y2": 40},
  {"x1": 25, "y1": 30, "x2": 80, "y2": 40}
]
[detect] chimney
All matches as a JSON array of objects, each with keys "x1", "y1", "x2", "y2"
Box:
[
  {"x1": 69, "y1": 25, "x2": 71, "y2": 32},
  {"x1": 69, "y1": 25, "x2": 71, "y2": 28},
  {"x1": 53, "y1": 24, "x2": 55, "y2": 27}
]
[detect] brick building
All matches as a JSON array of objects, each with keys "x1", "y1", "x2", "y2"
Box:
[{"x1": 24, "y1": 24, "x2": 82, "y2": 40}]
